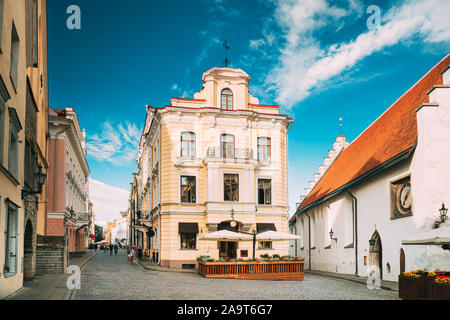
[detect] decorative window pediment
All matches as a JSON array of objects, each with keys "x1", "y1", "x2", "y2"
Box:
[{"x1": 8, "y1": 107, "x2": 22, "y2": 132}]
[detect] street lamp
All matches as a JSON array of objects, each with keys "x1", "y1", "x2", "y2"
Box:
[
  {"x1": 22, "y1": 164, "x2": 47, "y2": 199},
  {"x1": 329, "y1": 229, "x2": 337, "y2": 241},
  {"x1": 439, "y1": 203, "x2": 448, "y2": 223}
]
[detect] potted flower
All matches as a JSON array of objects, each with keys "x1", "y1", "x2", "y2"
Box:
[
  {"x1": 399, "y1": 270, "x2": 428, "y2": 300},
  {"x1": 431, "y1": 273, "x2": 450, "y2": 300}
]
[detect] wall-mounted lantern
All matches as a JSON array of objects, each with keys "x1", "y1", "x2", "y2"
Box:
[
  {"x1": 329, "y1": 229, "x2": 337, "y2": 241},
  {"x1": 22, "y1": 164, "x2": 47, "y2": 199}
]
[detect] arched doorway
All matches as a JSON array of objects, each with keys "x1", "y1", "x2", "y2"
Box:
[
  {"x1": 24, "y1": 220, "x2": 35, "y2": 281},
  {"x1": 400, "y1": 248, "x2": 405, "y2": 274},
  {"x1": 369, "y1": 231, "x2": 382, "y2": 280}
]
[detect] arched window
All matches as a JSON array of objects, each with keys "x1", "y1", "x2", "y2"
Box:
[
  {"x1": 221, "y1": 134, "x2": 234, "y2": 158},
  {"x1": 181, "y1": 132, "x2": 195, "y2": 157},
  {"x1": 221, "y1": 88, "x2": 233, "y2": 110}
]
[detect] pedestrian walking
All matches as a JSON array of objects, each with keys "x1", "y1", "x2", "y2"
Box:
[
  {"x1": 94, "y1": 244, "x2": 98, "y2": 251},
  {"x1": 130, "y1": 246, "x2": 136, "y2": 265},
  {"x1": 114, "y1": 244, "x2": 118, "y2": 255}
]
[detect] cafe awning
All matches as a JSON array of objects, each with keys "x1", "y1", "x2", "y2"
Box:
[
  {"x1": 179, "y1": 222, "x2": 199, "y2": 234},
  {"x1": 199, "y1": 230, "x2": 253, "y2": 241},
  {"x1": 256, "y1": 230, "x2": 301, "y2": 241},
  {"x1": 402, "y1": 225, "x2": 450, "y2": 245},
  {"x1": 256, "y1": 223, "x2": 276, "y2": 233}
]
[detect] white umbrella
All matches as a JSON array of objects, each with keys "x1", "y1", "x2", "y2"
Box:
[
  {"x1": 199, "y1": 229, "x2": 253, "y2": 241},
  {"x1": 402, "y1": 225, "x2": 450, "y2": 245},
  {"x1": 256, "y1": 230, "x2": 301, "y2": 241}
]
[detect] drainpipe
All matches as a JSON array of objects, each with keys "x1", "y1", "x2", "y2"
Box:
[
  {"x1": 304, "y1": 212, "x2": 311, "y2": 270},
  {"x1": 347, "y1": 191, "x2": 358, "y2": 276}
]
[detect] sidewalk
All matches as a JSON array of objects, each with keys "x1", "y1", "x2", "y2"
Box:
[
  {"x1": 138, "y1": 259, "x2": 197, "y2": 273},
  {"x1": 5, "y1": 250, "x2": 97, "y2": 300},
  {"x1": 306, "y1": 270, "x2": 398, "y2": 291}
]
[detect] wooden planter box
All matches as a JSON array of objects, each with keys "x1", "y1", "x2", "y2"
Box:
[
  {"x1": 198, "y1": 260, "x2": 304, "y2": 281},
  {"x1": 431, "y1": 283, "x2": 450, "y2": 300},
  {"x1": 399, "y1": 275, "x2": 443, "y2": 300}
]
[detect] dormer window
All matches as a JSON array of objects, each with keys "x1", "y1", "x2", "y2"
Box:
[{"x1": 221, "y1": 88, "x2": 233, "y2": 110}]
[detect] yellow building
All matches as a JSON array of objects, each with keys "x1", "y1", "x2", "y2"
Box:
[
  {"x1": 133, "y1": 67, "x2": 293, "y2": 269},
  {"x1": 0, "y1": 0, "x2": 49, "y2": 298}
]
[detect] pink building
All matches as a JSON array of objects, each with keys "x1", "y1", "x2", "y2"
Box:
[{"x1": 47, "y1": 107, "x2": 91, "y2": 256}]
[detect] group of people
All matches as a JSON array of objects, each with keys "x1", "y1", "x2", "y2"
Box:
[
  {"x1": 94, "y1": 243, "x2": 120, "y2": 255},
  {"x1": 92, "y1": 243, "x2": 138, "y2": 265}
]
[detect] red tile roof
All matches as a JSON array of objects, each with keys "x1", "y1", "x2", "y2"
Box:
[{"x1": 293, "y1": 54, "x2": 450, "y2": 220}]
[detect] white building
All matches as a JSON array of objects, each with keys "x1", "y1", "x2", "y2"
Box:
[
  {"x1": 111, "y1": 211, "x2": 129, "y2": 246},
  {"x1": 289, "y1": 54, "x2": 450, "y2": 282}
]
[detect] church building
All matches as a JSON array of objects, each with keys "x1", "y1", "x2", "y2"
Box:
[{"x1": 289, "y1": 54, "x2": 450, "y2": 282}]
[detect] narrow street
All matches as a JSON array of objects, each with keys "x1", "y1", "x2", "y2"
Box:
[{"x1": 74, "y1": 250, "x2": 399, "y2": 300}]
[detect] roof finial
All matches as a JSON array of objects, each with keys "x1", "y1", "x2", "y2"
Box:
[
  {"x1": 339, "y1": 117, "x2": 343, "y2": 136},
  {"x1": 223, "y1": 40, "x2": 230, "y2": 67}
]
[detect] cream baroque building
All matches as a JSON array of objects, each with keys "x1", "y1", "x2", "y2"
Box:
[{"x1": 133, "y1": 67, "x2": 293, "y2": 269}]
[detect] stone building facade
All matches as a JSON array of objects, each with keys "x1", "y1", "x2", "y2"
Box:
[
  {"x1": 0, "y1": 0, "x2": 49, "y2": 299},
  {"x1": 131, "y1": 67, "x2": 293, "y2": 269}
]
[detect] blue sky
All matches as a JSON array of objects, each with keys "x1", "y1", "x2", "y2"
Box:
[{"x1": 47, "y1": 0, "x2": 450, "y2": 224}]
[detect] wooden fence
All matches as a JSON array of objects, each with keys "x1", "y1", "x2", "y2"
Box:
[{"x1": 198, "y1": 260, "x2": 304, "y2": 280}]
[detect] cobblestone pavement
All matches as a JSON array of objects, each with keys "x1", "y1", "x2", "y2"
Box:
[{"x1": 75, "y1": 250, "x2": 399, "y2": 300}]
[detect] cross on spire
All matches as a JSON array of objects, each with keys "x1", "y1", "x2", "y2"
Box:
[{"x1": 223, "y1": 40, "x2": 230, "y2": 67}]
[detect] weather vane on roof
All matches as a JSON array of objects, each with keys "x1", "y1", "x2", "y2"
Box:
[
  {"x1": 223, "y1": 40, "x2": 230, "y2": 67},
  {"x1": 339, "y1": 117, "x2": 343, "y2": 136}
]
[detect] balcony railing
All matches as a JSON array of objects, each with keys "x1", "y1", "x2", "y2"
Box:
[
  {"x1": 206, "y1": 147, "x2": 253, "y2": 160},
  {"x1": 76, "y1": 212, "x2": 91, "y2": 223}
]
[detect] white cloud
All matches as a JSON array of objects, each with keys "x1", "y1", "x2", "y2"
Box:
[
  {"x1": 263, "y1": 0, "x2": 450, "y2": 108},
  {"x1": 87, "y1": 121, "x2": 141, "y2": 166},
  {"x1": 89, "y1": 178, "x2": 129, "y2": 226}
]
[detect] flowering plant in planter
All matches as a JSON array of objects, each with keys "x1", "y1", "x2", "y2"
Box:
[
  {"x1": 402, "y1": 271, "x2": 421, "y2": 279},
  {"x1": 434, "y1": 276, "x2": 450, "y2": 285}
]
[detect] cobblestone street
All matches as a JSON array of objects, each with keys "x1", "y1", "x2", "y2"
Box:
[{"x1": 74, "y1": 250, "x2": 399, "y2": 300}]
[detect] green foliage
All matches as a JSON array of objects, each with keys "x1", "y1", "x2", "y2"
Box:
[{"x1": 95, "y1": 224, "x2": 104, "y2": 242}]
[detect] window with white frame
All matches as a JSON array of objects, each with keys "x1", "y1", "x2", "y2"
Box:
[
  {"x1": 224, "y1": 174, "x2": 239, "y2": 202},
  {"x1": 180, "y1": 176, "x2": 196, "y2": 203},
  {"x1": 180, "y1": 132, "x2": 195, "y2": 157},
  {"x1": 257, "y1": 137, "x2": 271, "y2": 161},
  {"x1": 220, "y1": 88, "x2": 233, "y2": 110},
  {"x1": 4, "y1": 201, "x2": 18, "y2": 276},
  {"x1": 258, "y1": 179, "x2": 271, "y2": 205},
  {"x1": 221, "y1": 134, "x2": 234, "y2": 158},
  {"x1": 8, "y1": 111, "x2": 20, "y2": 179}
]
